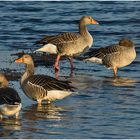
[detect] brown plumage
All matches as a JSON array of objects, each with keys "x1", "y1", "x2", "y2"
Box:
[
  {"x1": 82, "y1": 38, "x2": 136, "y2": 77},
  {"x1": 0, "y1": 74, "x2": 21, "y2": 119},
  {"x1": 15, "y1": 54, "x2": 75, "y2": 106},
  {"x1": 35, "y1": 16, "x2": 99, "y2": 71}
]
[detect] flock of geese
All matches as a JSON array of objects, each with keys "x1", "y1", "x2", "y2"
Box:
[{"x1": 0, "y1": 16, "x2": 136, "y2": 119}]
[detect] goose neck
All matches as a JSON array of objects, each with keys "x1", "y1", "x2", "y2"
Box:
[
  {"x1": 21, "y1": 63, "x2": 34, "y2": 84},
  {"x1": 79, "y1": 22, "x2": 88, "y2": 36}
]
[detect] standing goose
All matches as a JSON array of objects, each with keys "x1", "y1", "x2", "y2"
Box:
[
  {"x1": 0, "y1": 74, "x2": 21, "y2": 119},
  {"x1": 15, "y1": 54, "x2": 75, "y2": 106},
  {"x1": 82, "y1": 38, "x2": 136, "y2": 77},
  {"x1": 34, "y1": 16, "x2": 99, "y2": 71}
]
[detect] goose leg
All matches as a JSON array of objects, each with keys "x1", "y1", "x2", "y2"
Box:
[
  {"x1": 15, "y1": 112, "x2": 20, "y2": 119},
  {"x1": 68, "y1": 57, "x2": 74, "y2": 78},
  {"x1": 70, "y1": 70, "x2": 74, "y2": 78},
  {"x1": 68, "y1": 57, "x2": 74, "y2": 70},
  {"x1": 55, "y1": 70, "x2": 60, "y2": 80},
  {"x1": 54, "y1": 54, "x2": 61, "y2": 71},
  {"x1": 37, "y1": 100, "x2": 42, "y2": 107},
  {"x1": 113, "y1": 67, "x2": 117, "y2": 77}
]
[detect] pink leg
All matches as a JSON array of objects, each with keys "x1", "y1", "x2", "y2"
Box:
[
  {"x1": 70, "y1": 69, "x2": 74, "y2": 78},
  {"x1": 55, "y1": 70, "x2": 60, "y2": 80},
  {"x1": 54, "y1": 54, "x2": 61, "y2": 71},
  {"x1": 113, "y1": 67, "x2": 117, "y2": 78},
  {"x1": 68, "y1": 57, "x2": 74, "y2": 78},
  {"x1": 68, "y1": 57, "x2": 74, "y2": 70}
]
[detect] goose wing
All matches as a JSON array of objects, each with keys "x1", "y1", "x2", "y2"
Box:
[
  {"x1": 35, "y1": 32, "x2": 81, "y2": 46},
  {"x1": 25, "y1": 75, "x2": 75, "y2": 92},
  {"x1": 0, "y1": 88, "x2": 21, "y2": 105},
  {"x1": 83, "y1": 44, "x2": 125, "y2": 59}
]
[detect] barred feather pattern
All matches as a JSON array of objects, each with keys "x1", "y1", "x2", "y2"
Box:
[
  {"x1": 84, "y1": 42, "x2": 136, "y2": 69},
  {"x1": 83, "y1": 45, "x2": 126, "y2": 59},
  {"x1": 0, "y1": 88, "x2": 21, "y2": 105},
  {"x1": 36, "y1": 33, "x2": 81, "y2": 45},
  {"x1": 21, "y1": 75, "x2": 74, "y2": 101}
]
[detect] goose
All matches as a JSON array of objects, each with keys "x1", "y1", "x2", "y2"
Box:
[
  {"x1": 82, "y1": 38, "x2": 136, "y2": 77},
  {"x1": 15, "y1": 54, "x2": 75, "y2": 106},
  {"x1": 34, "y1": 16, "x2": 99, "y2": 71},
  {"x1": 0, "y1": 74, "x2": 21, "y2": 119}
]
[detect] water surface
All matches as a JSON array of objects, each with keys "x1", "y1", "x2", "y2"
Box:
[{"x1": 0, "y1": 1, "x2": 140, "y2": 139}]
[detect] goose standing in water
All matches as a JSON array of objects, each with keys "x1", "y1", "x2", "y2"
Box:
[
  {"x1": 15, "y1": 54, "x2": 75, "y2": 106},
  {"x1": 82, "y1": 38, "x2": 136, "y2": 77},
  {"x1": 34, "y1": 16, "x2": 99, "y2": 72},
  {"x1": 0, "y1": 74, "x2": 21, "y2": 119}
]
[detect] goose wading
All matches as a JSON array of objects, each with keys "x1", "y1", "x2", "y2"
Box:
[
  {"x1": 0, "y1": 74, "x2": 21, "y2": 119},
  {"x1": 82, "y1": 38, "x2": 136, "y2": 77},
  {"x1": 15, "y1": 54, "x2": 75, "y2": 106},
  {"x1": 34, "y1": 16, "x2": 99, "y2": 72}
]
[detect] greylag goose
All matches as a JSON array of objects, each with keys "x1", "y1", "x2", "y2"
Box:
[
  {"x1": 34, "y1": 16, "x2": 99, "y2": 71},
  {"x1": 0, "y1": 74, "x2": 21, "y2": 119},
  {"x1": 82, "y1": 38, "x2": 136, "y2": 77},
  {"x1": 15, "y1": 54, "x2": 75, "y2": 106}
]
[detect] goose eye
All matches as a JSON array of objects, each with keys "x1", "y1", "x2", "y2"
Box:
[{"x1": 24, "y1": 55, "x2": 28, "y2": 58}]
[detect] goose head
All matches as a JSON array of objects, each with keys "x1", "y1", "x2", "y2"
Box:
[
  {"x1": 0, "y1": 74, "x2": 8, "y2": 88},
  {"x1": 80, "y1": 16, "x2": 99, "y2": 25},
  {"x1": 15, "y1": 54, "x2": 34, "y2": 65},
  {"x1": 119, "y1": 38, "x2": 134, "y2": 48}
]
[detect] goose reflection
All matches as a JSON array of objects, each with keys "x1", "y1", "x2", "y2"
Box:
[
  {"x1": 64, "y1": 74, "x2": 104, "y2": 90},
  {"x1": 102, "y1": 76, "x2": 137, "y2": 87},
  {"x1": 22, "y1": 103, "x2": 70, "y2": 121},
  {"x1": 64, "y1": 74, "x2": 137, "y2": 91},
  {"x1": 0, "y1": 117, "x2": 21, "y2": 138}
]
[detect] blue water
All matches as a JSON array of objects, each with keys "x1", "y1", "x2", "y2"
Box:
[{"x1": 0, "y1": 1, "x2": 140, "y2": 139}]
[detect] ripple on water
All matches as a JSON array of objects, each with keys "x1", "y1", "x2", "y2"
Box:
[{"x1": 0, "y1": 1, "x2": 140, "y2": 139}]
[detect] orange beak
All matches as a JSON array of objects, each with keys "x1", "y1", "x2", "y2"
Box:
[
  {"x1": 15, "y1": 57, "x2": 24, "y2": 63},
  {"x1": 91, "y1": 19, "x2": 99, "y2": 24}
]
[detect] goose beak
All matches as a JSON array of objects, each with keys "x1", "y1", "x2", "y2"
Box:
[
  {"x1": 15, "y1": 57, "x2": 24, "y2": 63},
  {"x1": 91, "y1": 19, "x2": 99, "y2": 24}
]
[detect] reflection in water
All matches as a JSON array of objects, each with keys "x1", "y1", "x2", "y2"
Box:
[
  {"x1": 67, "y1": 74, "x2": 103, "y2": 90},
  {"x1": 0, "y1": 118, "x2": 21, "y2": 137},
  {"x1": 103, "y1": 76, "x2": 137, "y2": 87},
  {"x1": 21, "y1": 104, "x2": 72, "y2": 137},
  {"x1": 23, "y1": 103, "x2": 69, "y2": 121},
  {"x1": 64, "y1": 74, "x2": 137, "y2": 93},
  {"x1": 55, "y1": 68, "x2": 74, "y2": 80}
]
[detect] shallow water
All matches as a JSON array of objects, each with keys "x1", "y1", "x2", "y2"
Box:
[{"x1": 0, "y1": 1, "x2": 140, "y2": 139}]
